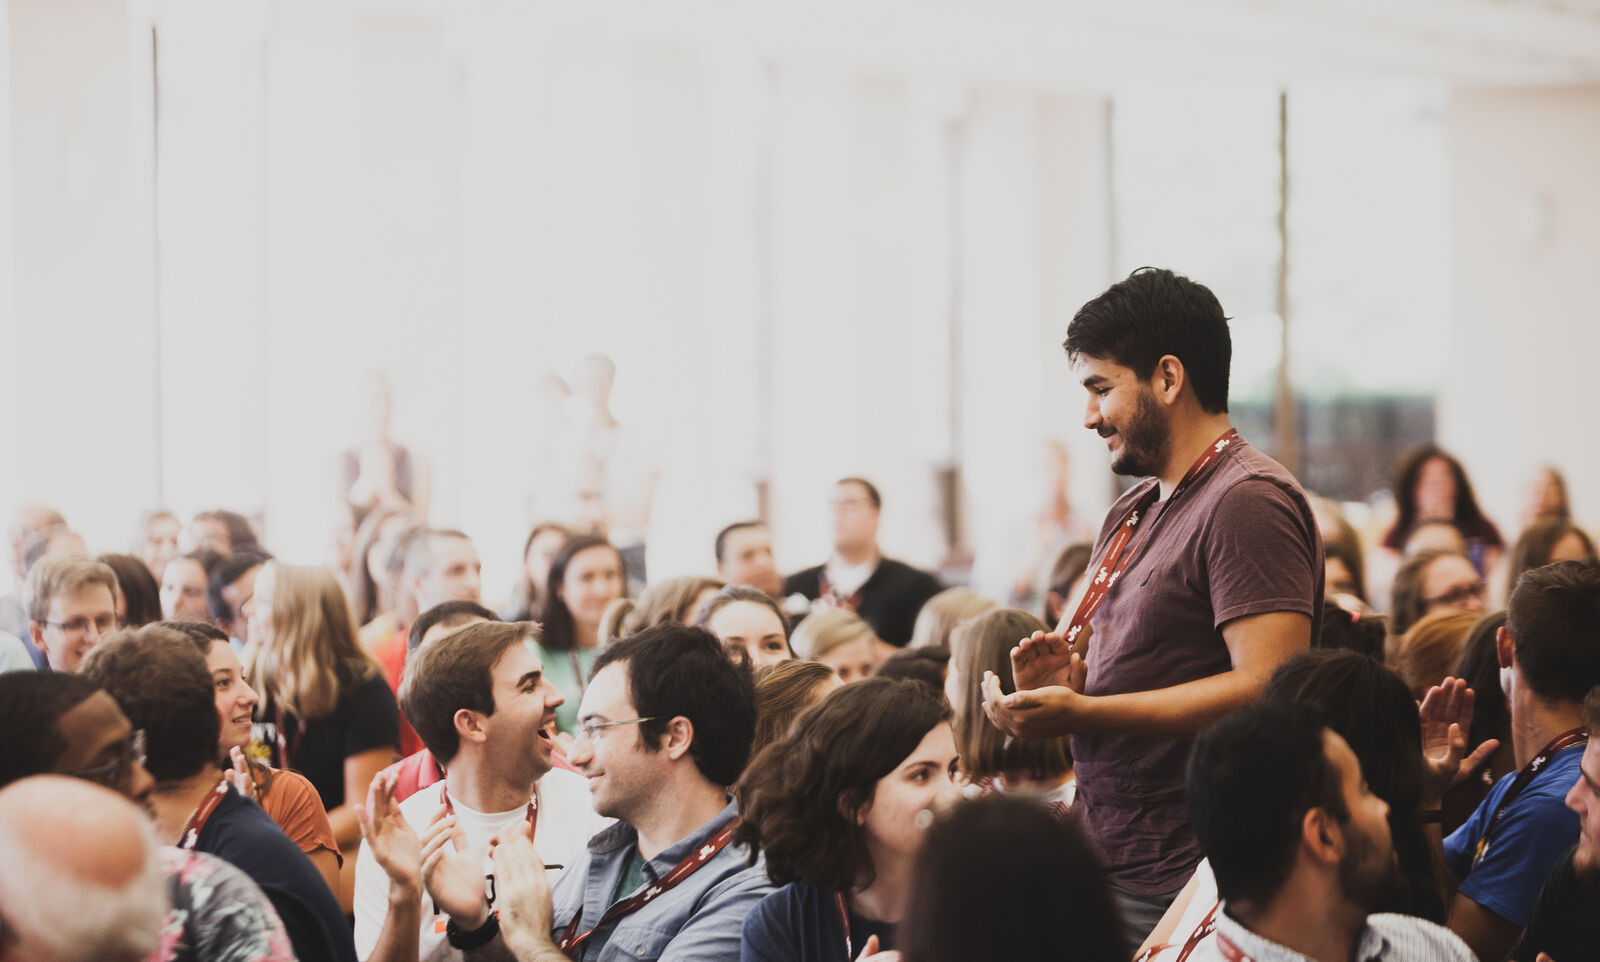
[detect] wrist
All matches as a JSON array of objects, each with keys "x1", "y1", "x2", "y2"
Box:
[{"x1": 450, "y1": 900, "x2": 492, "y2": 931}]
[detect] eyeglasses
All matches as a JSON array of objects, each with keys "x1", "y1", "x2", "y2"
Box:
[
  {"x1": 575, "y1": 717, "x2": 659, "y2": 742},
  {"x1": 66, "y1": 729, "x2": 146, "y2": 787},
  {"x1": 1424, "y1": 581, "x2": 1487, "y2": 608},
  {"x1": 39, "y1": 614, "x2": 120, "y2": 636}
]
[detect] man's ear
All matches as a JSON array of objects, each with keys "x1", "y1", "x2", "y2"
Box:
[
  {"x1": 1301, "y1": 806, "x2": 1344, "y2": 868},
  {"x1": 27, "y1": 620, "x2": 43, "y2": 648},
  {"x1": 1496, "y1": 625, "x2": 1516, "y2": 671},
  {"x1": 661, "y1": 716, "x2": 694, "y2": 762},
  {"x1": 454, "y1": 707, "x2": 488, "y2": 747},
  {"x1": 1152, "y1": 355, "x2": 1186, "y2": 406}
]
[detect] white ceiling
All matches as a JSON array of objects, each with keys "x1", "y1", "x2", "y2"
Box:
[{"x1": 427, "y1": 0, "x2": 1600, "y2": 89}]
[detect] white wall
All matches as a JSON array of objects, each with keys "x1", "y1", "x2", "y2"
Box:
[{"x1": 1441, "y1": 85, "x2": 1600, "y2": 534}]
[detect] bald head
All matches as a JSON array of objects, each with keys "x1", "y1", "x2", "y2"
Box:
[{"x1": 0, "y1": 776, "x2": 167, "y2": 961}]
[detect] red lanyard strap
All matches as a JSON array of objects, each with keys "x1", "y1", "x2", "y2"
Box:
[
  {"x1": 179, "y1": 780, "x2": 230, "y2": 851},
  {"x1": 1062, "y1": 430, "x2": 1241, "y2": 648},
  {"x1": 1215, "y1": 931, "x2": 1254, "y2": 962},
  {"x1": 834, "y1": 892, "x2": 852, "y2": 960},
  {"x1": 1132, "y1": 901, "x2": 1219, "y2": 962},
  {"x1": 557, "y1": 819, "x2": 740, "y2": 955},
  {"x1": 1473, "y1": 727, "x2": 1586, "y2": 869}
]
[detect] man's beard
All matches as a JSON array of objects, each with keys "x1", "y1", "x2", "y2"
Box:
[
  {"x1": 1109, "y1": 388, "x2": 1171, "y2": 479},
  {"x1": 1574, "y1": 838, "x2": 1600, "y2": 886},
  {"x1": 1338, "y1": 821, "x2": 1410, "y2": 914}
]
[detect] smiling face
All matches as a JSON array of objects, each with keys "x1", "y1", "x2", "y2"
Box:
[
  {"x1": 706, "y1": 600, "x2": 791, "y2": 670},
  {"x1": 205, "y1": 640, "x2": 259, "y2": 753},
  {"x1": 559, "y1": 545, "x2": 625, "y2": 631},
  {"x1": 1077, "y1": 355, "x2": 1171, "y2": 479},
  {"x1": 1324, "y1": 730, "x2": 1405, "y2": 912},
  {"x1": 567, "y1": 662, "x2": 662, "y2": 823},
  {"x1": 33, "y1": 583, "x2": 119, "y2": 673},
  {"x1": 1567, "y1": 739, "x2": 1600, "y2": 883},
  {"x1": 858, "y1": 722, "x2": 961, "y2": 866},
  {"x1": 479, "y1": 639, "x2": 563, "y2": 780},
  {"x1": 53, "y1": 691, "x2": 155, "y2": 806}
]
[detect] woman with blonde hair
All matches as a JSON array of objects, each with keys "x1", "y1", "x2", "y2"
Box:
[
  {"x1": 907, "y1": 587, "x2": 997, "y2": 650},
  {"x1": 598, "y1": 574, "x2": 724, "y2": 645},
  {"x1": 246, "y1": 562, "x2": 399, "y2": 911},
  {"x1": 1387, "y1": 608, "x2": 1479, "y2": 701},
  {"x1": 944, "y1": 608, "x2": 1074, "y2": 810},
  {"x1": 792, "y1": 607, "x2": 881, "y2": 683}
]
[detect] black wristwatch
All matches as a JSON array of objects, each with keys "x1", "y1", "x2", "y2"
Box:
[{"x1": 446, "y1": 912, "x2": 501, "y2": 950}]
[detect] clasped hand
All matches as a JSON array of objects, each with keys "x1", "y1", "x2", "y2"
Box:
[{"x1": 981, "y1": 630, "x2": 1088, "y2": 740}]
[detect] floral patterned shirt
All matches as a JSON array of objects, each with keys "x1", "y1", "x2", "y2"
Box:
[{"x1": 149, "y1": 848, "x2": 295, "y2": 962}]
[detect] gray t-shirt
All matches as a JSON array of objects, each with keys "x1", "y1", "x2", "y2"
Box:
[{"x1": 1073, "y1": 439, "x2": 1323, "y2": 895}]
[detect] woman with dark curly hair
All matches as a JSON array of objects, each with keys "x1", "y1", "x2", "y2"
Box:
[{"x1": 737, "y1": 678, "x2": 959, "y2": 962}]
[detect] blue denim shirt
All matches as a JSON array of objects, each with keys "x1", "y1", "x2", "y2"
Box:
[{"x1": 550, "y1": 801, "x2": 774, "y2": 962}]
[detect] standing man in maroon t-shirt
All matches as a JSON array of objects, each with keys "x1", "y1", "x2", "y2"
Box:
[{"x1": 983, "y1": 267, "x2": 1323, "y2": 945}]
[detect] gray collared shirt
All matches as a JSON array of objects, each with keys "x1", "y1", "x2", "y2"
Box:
[{"x1": 549, "y1": 801, "x2": 774, "y2": 962}]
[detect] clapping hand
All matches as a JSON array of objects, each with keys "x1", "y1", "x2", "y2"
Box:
[{"x1": 1418, "y1": 677, "x2": 1500, "y2": 805}]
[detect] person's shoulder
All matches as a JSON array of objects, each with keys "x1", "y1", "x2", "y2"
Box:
[
  {"x1": 783, "y1": 567, "x2": 823, "y2": 594},
  {"x1": 397, "y1": 780, "x2": 445, "y2": 826},
  {"x1": 875, "y1": 559, "x2": 941, "y2": 588},
  {"x1": 742, "y1": 882, "x2": 816, "y2": 932},
  {"x1": 1366, "y1": 913, "x2": 1476, "y2": 960}
]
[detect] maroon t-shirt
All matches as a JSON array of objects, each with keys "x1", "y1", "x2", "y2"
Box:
[{"x1": 1073, "y1": 438, "x2": 1323, "y2": 895}]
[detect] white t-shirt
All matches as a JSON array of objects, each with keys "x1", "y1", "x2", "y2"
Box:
[{"x1": 352, "y1": 768, "x2": 611, "y2": 960}]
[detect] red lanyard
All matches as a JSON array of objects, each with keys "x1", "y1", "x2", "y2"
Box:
[
  {"x1": 557, "y1": 819, "x2": 739, "y2": 954},
  {"x1": 1215, "y1": 931, "x2": 1253, "y2": 962},
  {"x1": 1061, "y1": 430, "x2": 1240, "y2": 648},
  {"x1": 834, "y1": 892, "x2": 853, "y2": 960},
  {"x1": 271, "y1": 704, "x2": 301, "y2": 771},
  {"x1": 439, "y1": 784, "x2": 538, "y2": 840},
  {"x1": 1473, "y1": 727, "x2": 1587, "y2": 868},
  {"x1": 1133, "y1": 901, "x2": 1219, "y2": 962},
  {"x1": 178, "y1": 780, "x2": 230, "y2": 851}
]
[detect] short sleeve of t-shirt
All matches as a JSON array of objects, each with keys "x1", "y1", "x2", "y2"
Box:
[
  {"x1": 258, "y1": 768, "x2": 341, "y2": 865},
  {"x1": 337, "y1": 671, "x2": 401, "y2": 760},
  {"x1": 1444, "y1": 748, "x2": 1583, "y2": 927},
  {"x1": 740, "y1": 883, "x2": 892, "y2": 962},
  {"x1": 1203, "y1": 479, "x2": 1321, "y2": 629}
]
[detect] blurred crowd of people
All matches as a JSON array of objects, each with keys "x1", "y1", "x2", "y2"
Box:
[{"x1": 2, "y1": 268, "x2": 1598, "y2": 962}]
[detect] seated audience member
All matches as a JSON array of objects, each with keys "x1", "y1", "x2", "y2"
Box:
[
  {"x1": 191, "y1": 509, "x2": 262, "y2": 558},
  {"x1": 1314, "y1": 599, "x2": 1386, "y2": 659},
  {"x1": 945, "y1": 609, "x2": 1073, "y2": 810},
  {"x1": 901, "y1": 795, "x2": 1125, "y2": 962},
  {"x1": 504, "y1": 520, "x2": 575, "y2": 621},
  {"x1": 0, "y1": 776, "x2": 169, "y2": 962},
  {"x1": 99, "y1": 552, "x2": 162, "y2": 627},
  {"x1": 1441, "y1": 561, "x2": 1600, "y2": 961},
  {"x1": 1390, "y1": 549, "x2": 1486, "y2": 635},
  {"x1": 1040, "y1": 541, "x2": 1093, "y2": 627},
  {"x1": 436, "y1": 624, "x2": 771, "y2": 960},
  {"x1": 696, "y1": 584, "x2": 794, "y2": 670},
  {"x1": 1519, "y1": 465, "x2": 1571, "y2": 532},
  {"x1": 783, "y1": 478, "x2": 942, "y2": 648},
  {"x1": 875, "y1": 645, "x2": 949, "y2": 693},
  {"x1": 372, "y1": 529, "x2": 483, "y2": 755},
  {"x1": 537, "y1": 534, "x2": 627, "y2": 734},
  {"x1": 906, "y1": 587, "x2": 995, "y2": 651},
  {"x1": 716, "y1": 520, "x2": 785, "y2": 600},
  {"x1": 375, "y1": 599, "x2": 501, "y2": 803},
  {"x1": 353, "y1": 621, "x2": 609, "y2": 961},
  {"x1": 1144, "y1": 650, "x2": 1464, "y2": 959},
  {"x1": 161, "y1": 549, "x2": 222, "y2": 623},
  {"x1": 1389, "y1": 609, "x2": 1479, "y2": 701},
  {"x1": 247, "y1": 562, "x2": 400, "y2": 911},
  {"x1": 602, "y1": 575, "x2": 725, "y2": 644},
  {"x1": 27, "y1": 555, "x2": 119, "y2": 672},
  {"x1": 1506, "y1": 518, "x2": 1598, "y2": 602},
  {"x1": 1513, "y1": 683, "x2": 1600, "y2": 960},
  {"x1": 80, "y1": 626, "x2": 356, "y2": 962},
  {"x1": 207, "y1": 552, "x2": 265, "y2": 644},
  {"x1": 1382, "y1": 445, "x2": 1504, "y2": 576},
  {"x1": 164, "y1": 620, "x2": 341, "y2": 896},
  {"x1": 738, "y1": 678, "x2": 960, "y2": 961},
  {"x1": 793, "y1": 608, "x2": 881, "y2": 683},
  {"x1": 1184, "y1": 701, "x2": 1473, "y2": 962},
  {"x1": 0, "y1": 672, "x2": 294, "y2": 962},
  {"x1": 751, "y1": 660, "x2": 840, "y2": 757},
  {"x1": 133, "y1": 508, "x2": 182, "y2": 581},
  {"x1": 348, "y1": 507, "x2": 418, "y2": 645}
]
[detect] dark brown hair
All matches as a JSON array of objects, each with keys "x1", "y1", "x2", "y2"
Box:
[
  {"x1": 541, "y1": 535, "x2": 626, "y2": 652},
  {"x1": 1506, "y1": 518, "x2": 1597, "y2": 601},
  {"x1": 97, "y1": 553, "x2": 162, "y2": 627},
  {"x1": 400, "y1": 621, "x2": 539, "y2": 763},
  {"x1": 736, "y1": 678, "x2": 949, "y2": 893},
  {"x1": 80, "y1": 626, "x2": 218, "y2": 784}
]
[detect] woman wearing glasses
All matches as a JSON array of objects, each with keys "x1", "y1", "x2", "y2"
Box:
[
  {"x1": 1390, "y1": 549, "x2": 1488, "y2": 636},
  {"x1": 736, "y1": 678, "x2": 961, "y2": 962}
]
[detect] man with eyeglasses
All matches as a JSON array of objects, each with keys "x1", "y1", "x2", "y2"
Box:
[
  {"x1": 26, "y1": 555, "x2": 120, "y2": 672},
  {"x1": 0, "y1": 670, "x2": 295, "y2": 962},
  {"x1": 423, "y1": 623, "x2": 773, "y2": 961},
  {"x1": 353, "y1": 621, "x2": 607, "y2": 962}
]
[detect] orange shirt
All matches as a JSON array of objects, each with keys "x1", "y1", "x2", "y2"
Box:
[{"x1": 250, "y1": 763, "x2": 342, "y2": 866}]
